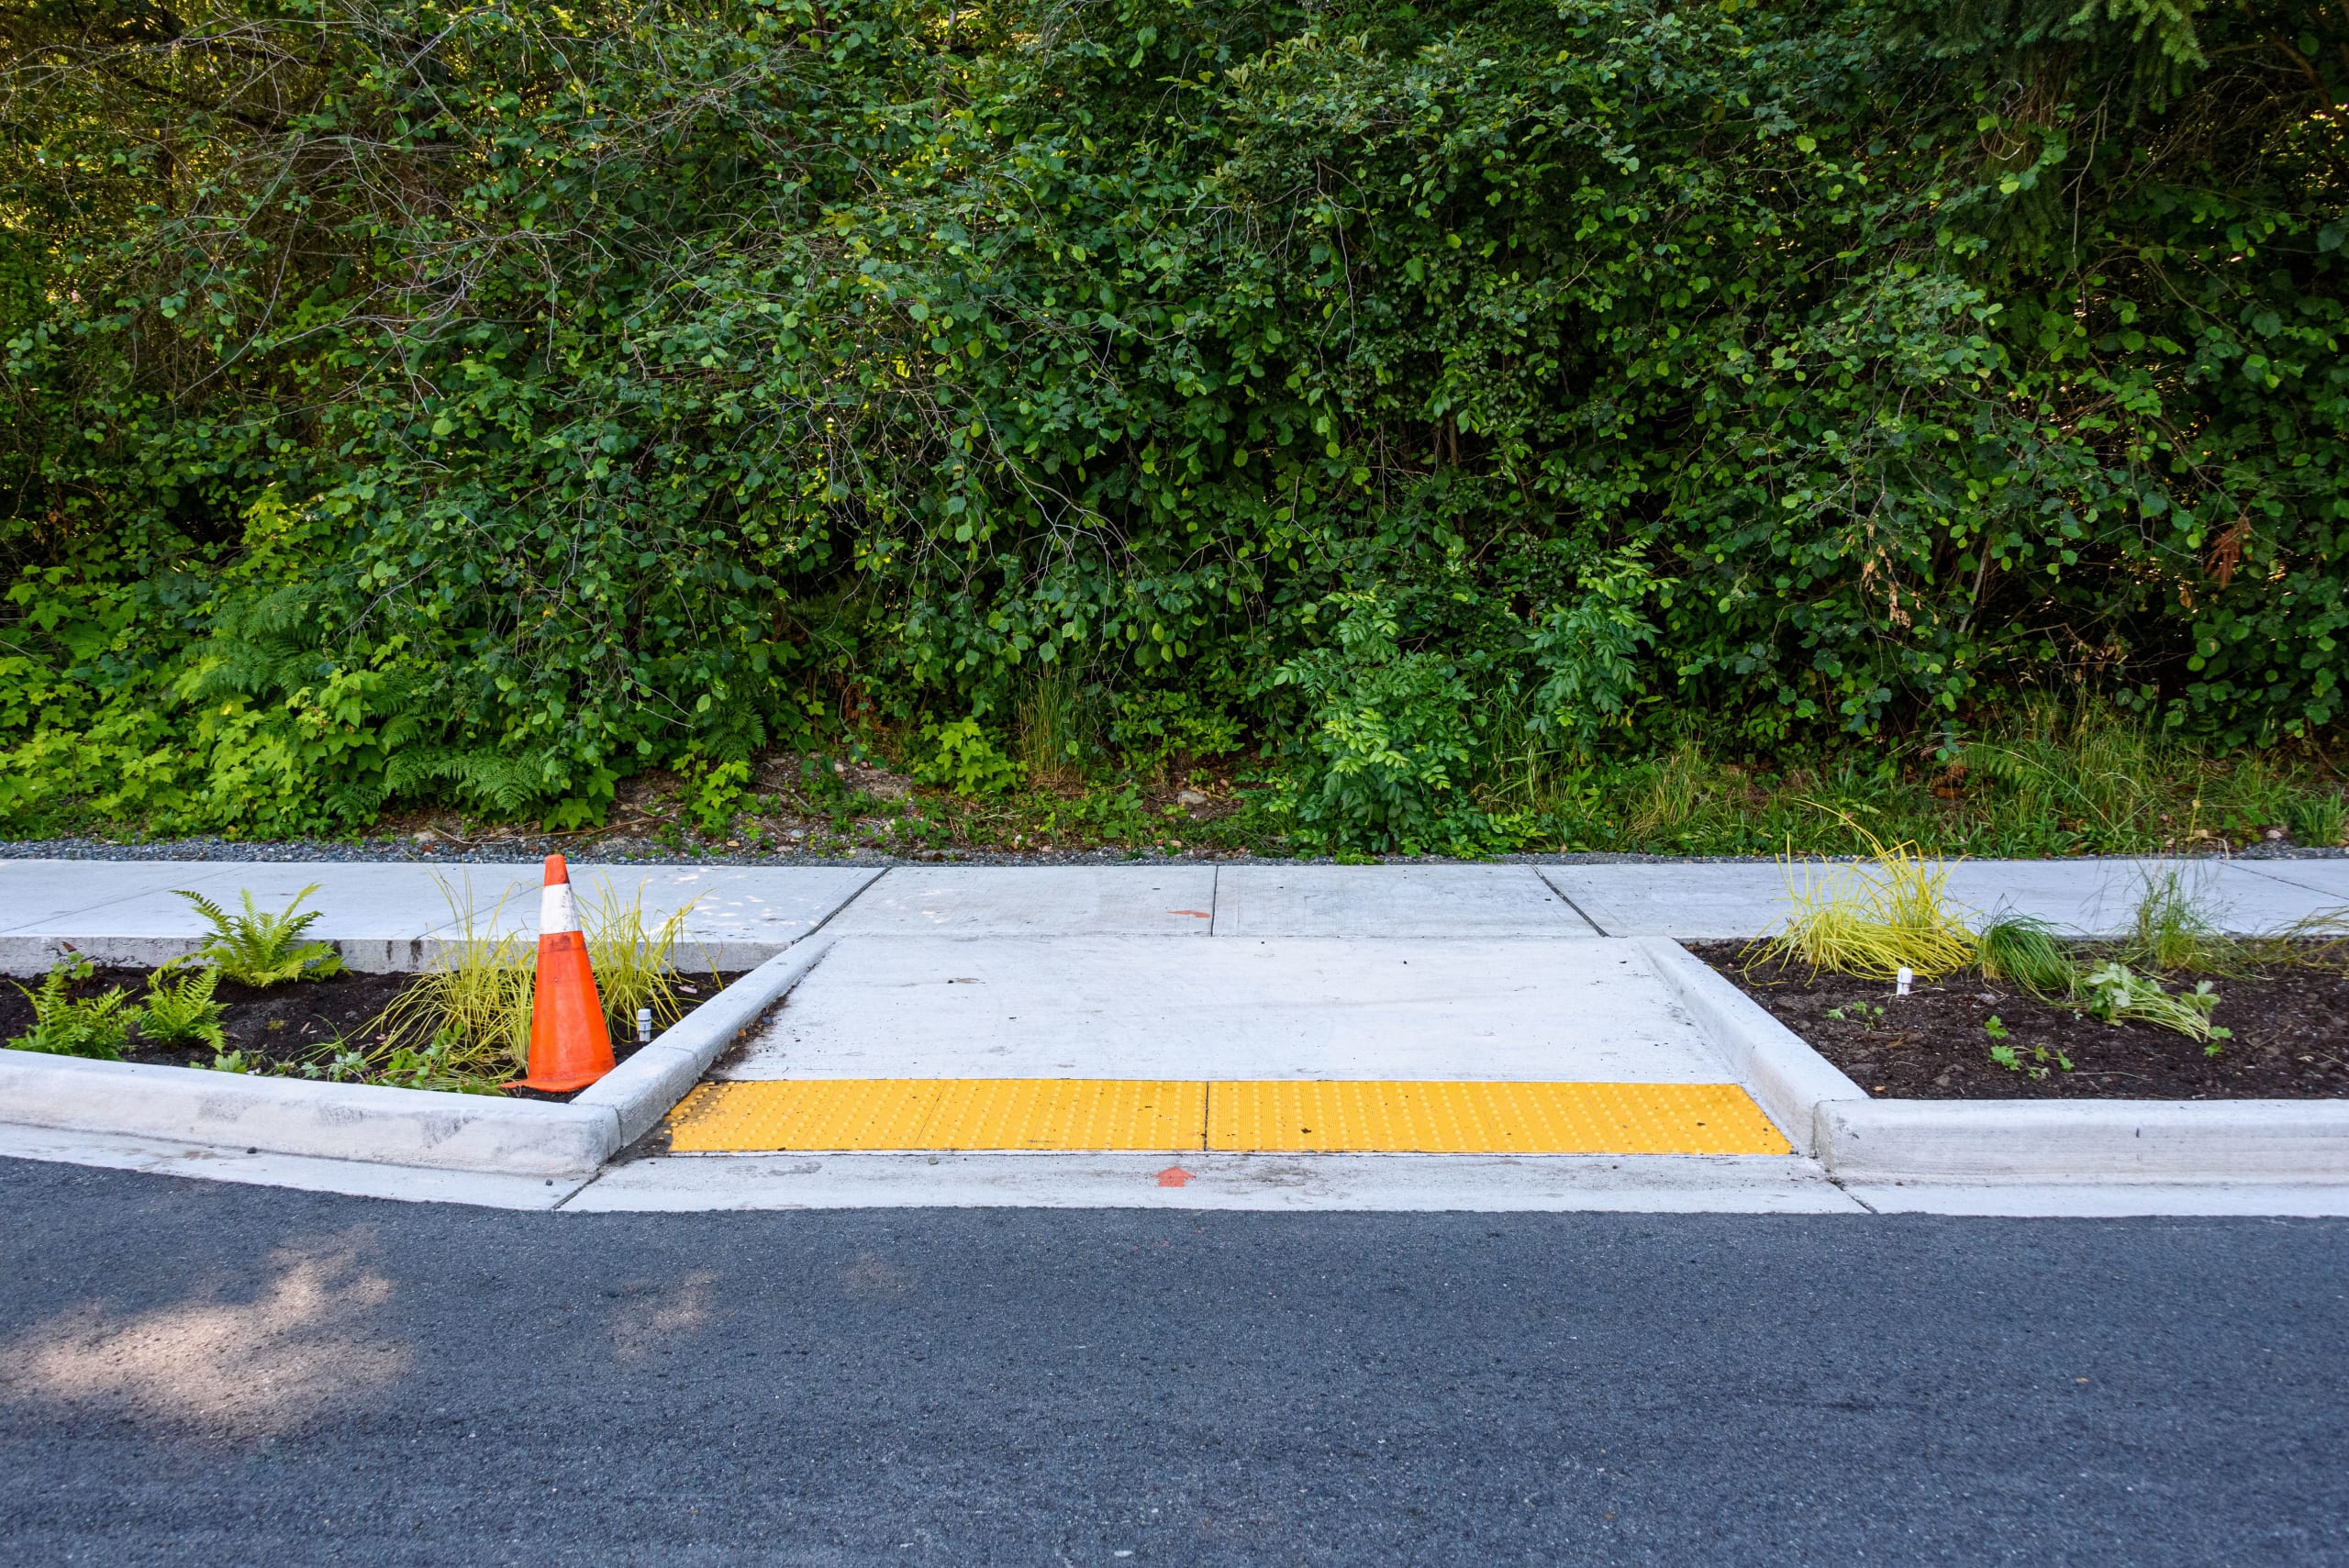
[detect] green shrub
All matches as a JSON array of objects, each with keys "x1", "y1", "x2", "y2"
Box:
[
  {"x1": 1270, "y1": 593, "x2": 1488, "y2": 854},
  {"x1": 3, "y1": 0, "x2": 2343, "y2": 851},
  {"x1": 914, "y1": 718, "x2": 1024, "y2": 797}
]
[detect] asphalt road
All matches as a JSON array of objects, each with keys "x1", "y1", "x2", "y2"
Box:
[{"x1": 1, "y1": 1158, "x2": 2343, "y2": 1566}]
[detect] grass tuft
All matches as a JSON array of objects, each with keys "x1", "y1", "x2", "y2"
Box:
[
  {"x1": 1760, "y1": 824, "x2": 1976, "y2": 981},
  {"x1": 1974, "y1": 912, "x2": 2074, "y2": 996},
  {"x1": 578, "y1": 880, "x2": 700, "y2": 1042},
  {"x1": 2288, "y1": 794, "x2": 2346, "y2": 848},
  {"x1": 371, "y1": 879, "x2": 535, "y2": 1083},
  {"x1": 2123, "y1": 864, "x2": 2243, "y2": 975}
]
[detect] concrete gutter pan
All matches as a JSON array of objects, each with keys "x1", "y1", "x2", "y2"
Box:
[{"x1": 0, "y1": 938, "x2": 839, "y2": 1179}]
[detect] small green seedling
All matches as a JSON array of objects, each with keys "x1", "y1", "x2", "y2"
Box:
[
  {"x1": 1989, "y1": 1042, "x2": 2074, "y2": 1080},
  {"x1": 6, "y1": 961, "x2": 138, "y2": 1060},
  {"x1": 174, "y1": 884, "x2": 346, "y2": 987},
  {"x1": 139, "y1": 963, "x2": 228, "y2": 1051},
  {"x1": 1824, "y1": 1001, "x2": 1888, "y2": 1028},
  {"x1": 1984, "y1": 1015, "x2": 2009, "y2": 1040}
]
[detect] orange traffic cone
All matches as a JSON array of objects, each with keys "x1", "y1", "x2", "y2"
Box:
[{"x1": 512, "y1": 853, "x2": 613, "y2": 1092}]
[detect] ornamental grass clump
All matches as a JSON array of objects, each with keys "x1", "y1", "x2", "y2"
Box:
[
  {"x1": 1975, "y1": 913, "x2": 2075, "y2": 997},
  {"x1": 2123, "y1": 866, "x2": 2243, "y2": 975},
  {"x1": 371, "y1": 882, "x2": 534, "y2": 1083},
  {"x1": 578, "y1": 881, "x2": 699, "y2": 1043},
  {"x1": 363, "y1": 875, "x2": 699, "y2": 1088},
  {"x1": 1762, "y1": 832, "x2": 1976, "y2": 981}
]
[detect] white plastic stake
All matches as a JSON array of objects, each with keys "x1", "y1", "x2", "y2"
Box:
[
  {"x1": 1895, "y1": 966, "x2": 1913, "y2": 995},
  {"x1": 637, "y1": 1006, "x2": 653, "y2": 1045}
]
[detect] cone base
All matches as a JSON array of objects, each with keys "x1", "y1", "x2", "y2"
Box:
[{"x1": 509, "y1": 1071, "x2": 607, "y2": 1095}]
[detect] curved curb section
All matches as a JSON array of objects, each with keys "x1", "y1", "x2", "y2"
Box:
[
  {"x1": 0, "y1": 936, "x2": 841, "y2": 1179},
  {"x1": 1644, "y1": 936, "x2": 2349, "y2": 1183}
]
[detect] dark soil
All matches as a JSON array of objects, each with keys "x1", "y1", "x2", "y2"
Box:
[
  {"x1": 2, "y1": 963, "x2": 746, "y2": 1088},
  {"x1": 1691, "y1": 942, "x2": 2349, "y2": 1100}
]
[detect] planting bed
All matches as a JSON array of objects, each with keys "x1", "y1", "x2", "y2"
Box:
[
  {"x1": 1692, "y1": 943, "x2": 2349, "y2": 1100},
  {"x1": 2, "y1": 963, "x2": 745, "y2": 1088}
]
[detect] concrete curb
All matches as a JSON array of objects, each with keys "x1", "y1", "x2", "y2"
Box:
[
  {"x1": 573, "y1": 935, "x2": 840, "y2": 1145},
  {"x1": 1819, "y1": 1099, "x2": 2349, "y2": 1183},
  {"x1": 1639, "y1": 938, "x2": 1865, "y2": 1155},
  {"x1": 0, "y1": 939, "x2": 840, "y2": 1177},
  {"x1": 0, "y1": 1051, "x2": 619, "y2": 1177}
]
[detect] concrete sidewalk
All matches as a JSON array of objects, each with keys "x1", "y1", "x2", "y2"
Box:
[
  {"x1": 4, "y1": 855, "x2": 2342, "y2": 973},
  {"x1": 0, "y1": 859, "x2": 881, "y2": 973}
]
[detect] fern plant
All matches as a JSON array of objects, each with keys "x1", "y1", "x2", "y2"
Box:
[
  {"x1": 139, "y1": 963, "x2": 229, "y2": 1051},
  {"x1": 173, "y1": 884, "x2": 346, "y2": 986},
  {"x1": 6, "y1": 962, "x2": 138, "y2": 1060}
]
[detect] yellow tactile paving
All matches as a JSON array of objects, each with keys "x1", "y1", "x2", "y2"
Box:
[
  {"x1": 664, "y1": 1079, "x2": 1788, "y2": 1155},
  {"x1": 1204, "y1": 1080, "x2": 1787, "y2": 1155},
  {"x1": 929, "y1": 1078, "x2": 1207, "y2": 1151},
  {"x1": 663, "y1": 1078, "x2": 1205, "y2": 1152}
]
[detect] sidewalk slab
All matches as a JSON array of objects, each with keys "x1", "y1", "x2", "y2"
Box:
[
  {"x1": 457, "y1": 863, "x2": 881, "y2": 968},
  {"x1": 0, "y1": 862, "x2": 488, "y2": 974},
  {"x1": 0, "y1": 861, "x2": 877, "y2": 974},
  {"x1": 173, "y1": 862, "x2": 536, "y2": 972},
  {"x1": 0, "y1": 861, "x2": 253, "y2": 973},
  {"x1": 1542, "y1": 857, "x2": 2333, "y2": 940},
  {"x1": 718, "y1": 934, "x2": 1720, "y2": 1084},
  {"x1": 1212, "y1": 864, "x2": 1595, "y2": 937},
  {"x1": 2231, "y1": 859, "x2": 2349, "y2": 918},
  {"x1": 0, "y1": 860, "x2": 250, "y2": 931},
  {"x1": 570, "y1": 1151, "x2": 1861, "y2": 1212},
  {"x1": 825, "y1": 865, "x2": 1219, "y2": 937}
]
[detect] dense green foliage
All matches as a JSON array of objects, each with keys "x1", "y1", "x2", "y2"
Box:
[{"x1": 4, "y1": 0, "x2": 2343, "y2": 849}]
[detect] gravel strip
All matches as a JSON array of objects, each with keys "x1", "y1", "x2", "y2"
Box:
[{"x1": 0, "y1": 834, "x2": 2337, "y2": 867}]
